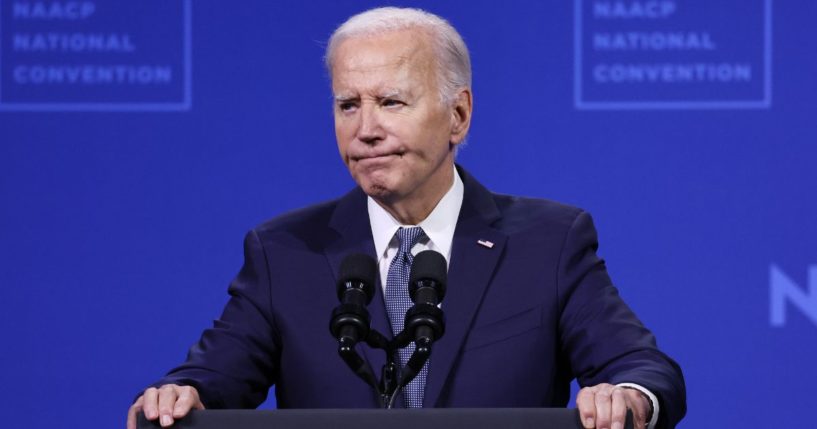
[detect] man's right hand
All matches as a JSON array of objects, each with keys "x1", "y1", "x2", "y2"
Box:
[{"x1": 127, "y1": 384, "x2": 205, "y2": 429}]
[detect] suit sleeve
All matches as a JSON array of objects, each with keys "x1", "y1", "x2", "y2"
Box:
[
  {"x1": 147, "y1": 229, "x2": 280, "y2": 409},
  {"x1": 556, "y1": 211, "x2": 686, "y2": 428}
]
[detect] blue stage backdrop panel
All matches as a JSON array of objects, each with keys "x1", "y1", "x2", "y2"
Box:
[{"x1": 1, "y1": 1, "x2": 815, "y2": 428}]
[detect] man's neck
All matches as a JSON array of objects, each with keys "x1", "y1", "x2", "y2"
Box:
[{"x1": 373, "y1": 164, "x2": 456, "y2": 225}]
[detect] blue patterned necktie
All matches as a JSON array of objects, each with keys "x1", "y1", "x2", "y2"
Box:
[{"x1": 385, "y1": 226, "x2": 428, "y2": 408}]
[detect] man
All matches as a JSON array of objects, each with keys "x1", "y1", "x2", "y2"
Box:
[{"x1": 128, "y1": 7, "x2": 685, "y2": 429}]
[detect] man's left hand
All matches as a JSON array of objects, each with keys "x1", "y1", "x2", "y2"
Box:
[{"x1": 576, "y1": 383, "x2": 650, "y2": 429}]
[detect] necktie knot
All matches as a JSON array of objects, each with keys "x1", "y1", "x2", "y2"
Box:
[{"x1": 395, "y1": 227, "x2": 425, "y2": 258}]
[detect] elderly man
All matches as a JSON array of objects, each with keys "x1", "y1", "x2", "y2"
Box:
[{"x1": 128, "y1": 7, "x2": 685, "y2": 429}]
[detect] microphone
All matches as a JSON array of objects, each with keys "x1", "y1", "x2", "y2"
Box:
[
  {"x1": 329, "y1": 253, "x2": 377, "y2": 347},
  {"x1": 409, "y1": 250, "x2": 447, "y2": 305},
  {"x1": 329, "y1": 253, "x2": 380, "y2": 393},
  {"x1": 405, "y1": 250, "x2": 447, "y2": 346}
]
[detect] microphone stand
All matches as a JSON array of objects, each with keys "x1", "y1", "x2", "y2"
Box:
[
  {"x1": 331, "y1": 250, "x2": 446, "y2": 409},
  {"x1": 333, "y1": 325, "x2": 435, "y2": 409}
]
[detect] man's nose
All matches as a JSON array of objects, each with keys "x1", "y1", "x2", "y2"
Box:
[{"x1": 357, "y1": 103, "x2": 385, "y2": 144}]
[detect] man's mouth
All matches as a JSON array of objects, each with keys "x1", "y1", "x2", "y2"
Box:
[{"x1": 353, "y1": 152, "x2": 402, "y2": 162}]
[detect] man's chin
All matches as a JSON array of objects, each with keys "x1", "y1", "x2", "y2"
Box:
[
  {"x1": 352, "y1": 171, "x2": 397, "y2": 199},
  {"x1": 361, "y1": 183, "x2": 397, "y2": 201}
]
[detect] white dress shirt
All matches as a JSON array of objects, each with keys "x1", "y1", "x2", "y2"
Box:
[
  {"x1": 365, "y1": 167, "x2": 659, "y2": 428},
  {"x1": 367, "y1": 167, "x2": 463, "y2": 290}
]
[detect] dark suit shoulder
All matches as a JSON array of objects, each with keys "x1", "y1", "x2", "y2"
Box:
[
  {"x1": 250, "y1": 196, "x2": 342, "y2": 251},
  {"x1": 490, "y1": 192, "x2": 586, "y2": 234}
]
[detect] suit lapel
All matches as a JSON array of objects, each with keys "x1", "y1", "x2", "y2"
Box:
[{"x1": 424, "y1": 168, "x2": 507, "y2": 407}]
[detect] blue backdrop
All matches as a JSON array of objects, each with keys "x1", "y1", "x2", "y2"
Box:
[{"x1": 1, "y1": 1, "x2": 815, "y2": 427}]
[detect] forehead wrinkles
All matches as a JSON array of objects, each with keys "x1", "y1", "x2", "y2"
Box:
[{"x1": 336, "y1": 49, "x2": 416, "y2": 84}]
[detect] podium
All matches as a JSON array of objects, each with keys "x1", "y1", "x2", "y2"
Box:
[{"x1": 137, "y1": 408, "x2": 633, "y2": 429}]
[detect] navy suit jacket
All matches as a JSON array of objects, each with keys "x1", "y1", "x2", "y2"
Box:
[{"x1": 155, "y1": 167, "x2": 686, "y2": 427}]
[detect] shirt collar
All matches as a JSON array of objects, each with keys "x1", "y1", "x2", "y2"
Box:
[{"x1": 368, "y1": 167, "x2": 464, "y2": 262}]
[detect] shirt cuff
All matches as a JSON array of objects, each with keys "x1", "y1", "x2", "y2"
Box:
[{"x1": 616, "y1": 382, "x2": 659, "y2": 429}]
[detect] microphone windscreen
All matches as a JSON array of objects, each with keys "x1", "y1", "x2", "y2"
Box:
[
  {"x1": 409, "y1": 250, "x2": 447, "y2": 299},
  {"x1": 337, "y1": 253, "x2": 378, "y2": 304}
]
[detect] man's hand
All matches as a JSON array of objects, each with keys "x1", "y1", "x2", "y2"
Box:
[
  {"x1": 127, "y1": 384, "x2": 204, "y2": 429},
  {"x1": 576, "y1": 383, "x2": 650, "y2": 429}
]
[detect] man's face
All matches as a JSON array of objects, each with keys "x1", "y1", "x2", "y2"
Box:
[{"x1": 331, "y1": 29, "x2": 461, "y2": 207}]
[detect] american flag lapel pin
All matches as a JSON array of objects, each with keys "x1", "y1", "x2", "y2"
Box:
[{"x1": 477, "y1": 239, "x2": 494, "y2": 249}]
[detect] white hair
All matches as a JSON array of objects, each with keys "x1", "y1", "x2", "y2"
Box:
[{"x1": 325, "y1": 7, "x2": 472, "y2": 105}]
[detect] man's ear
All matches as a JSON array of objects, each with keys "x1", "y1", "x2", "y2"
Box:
[{"x1": 449, "y1": 88, "x2": 473, "y2": 146}]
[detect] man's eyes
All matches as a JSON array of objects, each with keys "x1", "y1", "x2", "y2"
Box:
[
  {"x1": 337, "y1": 99, "x2": 404, "y2": 112},
  {"x1": 381, "y1": 99, "x2": 404, "y2": 107}
]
